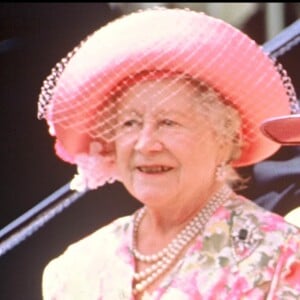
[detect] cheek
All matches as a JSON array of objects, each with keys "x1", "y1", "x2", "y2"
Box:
[
  {"x1": 114, "y1": 140, "x2": 135, "y2": 177},
  {"x1": 183, "y1": 141, "x2": 218, "y2": 173},
  {"x1": 115, "y1": 142, "x2": 127, "y2": 169}
]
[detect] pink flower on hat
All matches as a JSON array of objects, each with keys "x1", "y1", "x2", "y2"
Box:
[{"x1": 70, "y1": 141, "x2": 118, "y2": 191}]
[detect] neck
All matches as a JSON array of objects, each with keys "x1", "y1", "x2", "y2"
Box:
[
  {"x1": 141, "y1": 182, "x2": 226, "y2": 234},
  {"x1": 134, "y1": 183, "x2": 232, "y2": 256}
]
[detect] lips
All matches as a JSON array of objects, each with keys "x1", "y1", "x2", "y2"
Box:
[{"x1": 136, "y1": 165, "x2": 173, "y2": 174}]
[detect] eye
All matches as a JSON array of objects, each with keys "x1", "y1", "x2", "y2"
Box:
[
  {"x1": 160, "y1": 119, "x2": 178, "y2": 127},
  {"x1": 120, "y1": 119, "x2": 141, "y2": 129},
  {"x1": 123, "y1": 120, "x2": 136, "y2": 127}
]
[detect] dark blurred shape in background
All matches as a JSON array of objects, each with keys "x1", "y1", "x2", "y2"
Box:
[{"x1": 0, "y1": 3, "x2": 299, "y2": 299}]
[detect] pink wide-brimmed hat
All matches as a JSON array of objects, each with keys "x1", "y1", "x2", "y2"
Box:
[{"x1": 38, "y1": 8, "x2": 297, "y2": 190}]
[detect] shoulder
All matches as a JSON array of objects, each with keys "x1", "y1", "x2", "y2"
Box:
[
  {"x1": 227, "y1": 196, "x2": 300, "y2": 281},
  {"x1": 231, "y1": 199, "x2": 300, "y2": 295},
  {"x1": 206, "y1": 195, "x2": 300, "y2": 260},
  {"x1": 71, "y1": 214, "x2": 133, "y2": 250},
  {"x1": 52, "y1": 214, "x2": 132, "y2": 258},
  {"x1": 42, "y1": 214, "x2": 133, "y2": 299},
  {"x1": 217, "y1": 196, "x2": 300, "y2": 294},
  {"x1": 226, "y1": 195, "x2": 300, "y2": 238},
  {"x1": 213, "y1": 195, "x2": 300, "y2": 268},
  {"x1": 59, "y1": 214, "x2": 132, "y2": 258}
]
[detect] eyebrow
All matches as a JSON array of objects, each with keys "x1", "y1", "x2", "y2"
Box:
[
  {"x1": 156, "y1": 109, "x2": 192, "y2": 119},
  {"x1": 118, "y1": 109, "x2": 141, "y2": 118}
]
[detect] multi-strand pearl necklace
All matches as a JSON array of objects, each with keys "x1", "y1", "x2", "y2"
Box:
[{"x1": 131, "y1": 184, "x2": 232, "y2": 295}]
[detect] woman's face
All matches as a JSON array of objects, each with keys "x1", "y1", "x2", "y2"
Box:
[{"x1": 114, "y1": 79, "x2": 227, "y2": 207}]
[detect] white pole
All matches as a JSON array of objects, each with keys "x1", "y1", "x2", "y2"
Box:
[
  {"x1": 265, "y1": 3, "x2": 285, "y2": 40},
  {"x1": 206, "y1": 3, "x2": 223, "y2": 19}
]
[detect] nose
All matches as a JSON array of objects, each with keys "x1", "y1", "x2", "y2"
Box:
[{"x1": 134, "y1": 124, "x2": 163, "y2": 153}]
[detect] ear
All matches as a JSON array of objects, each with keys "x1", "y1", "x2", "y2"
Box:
[{"x1": 216, "y1": 139, "x2": 234, "y2": 165}]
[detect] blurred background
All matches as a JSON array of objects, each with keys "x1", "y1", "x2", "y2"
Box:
[{"x1": 1, "y1": 3, "x2": 299, "y2": 299}]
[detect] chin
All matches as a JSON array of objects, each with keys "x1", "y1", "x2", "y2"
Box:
[{"x1": 131, "y1": 185, "x2": 173, "y2": 206}]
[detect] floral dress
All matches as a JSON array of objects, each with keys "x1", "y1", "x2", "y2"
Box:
[{"x1": 42, "y1": 195, "x2": 300, "y2": 299}]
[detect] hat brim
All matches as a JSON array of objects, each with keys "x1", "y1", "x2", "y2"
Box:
[
  {"x1": 44, "y1": 9, "x2": 291, "y2": 167},
  {"x1": 260, "y1": 114, "x2": 300, "y2": 145}
]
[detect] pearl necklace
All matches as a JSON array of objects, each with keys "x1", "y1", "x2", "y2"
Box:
[{"x1": 131, "y1": 184, "x2": 232, "y2": 295}]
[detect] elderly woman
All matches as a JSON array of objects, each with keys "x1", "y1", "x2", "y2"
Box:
[{"x1": 39, "y1": 8, "x2": 300, "y2": 300}]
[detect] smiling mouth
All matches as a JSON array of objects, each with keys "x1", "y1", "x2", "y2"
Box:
[{"x1": 137, "y1": 166, "x2": 173, "y2": 174}]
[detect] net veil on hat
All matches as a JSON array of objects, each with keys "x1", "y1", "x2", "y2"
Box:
[{"x1": 38, "y1": 8, "x2": 297, "y2": 191}]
